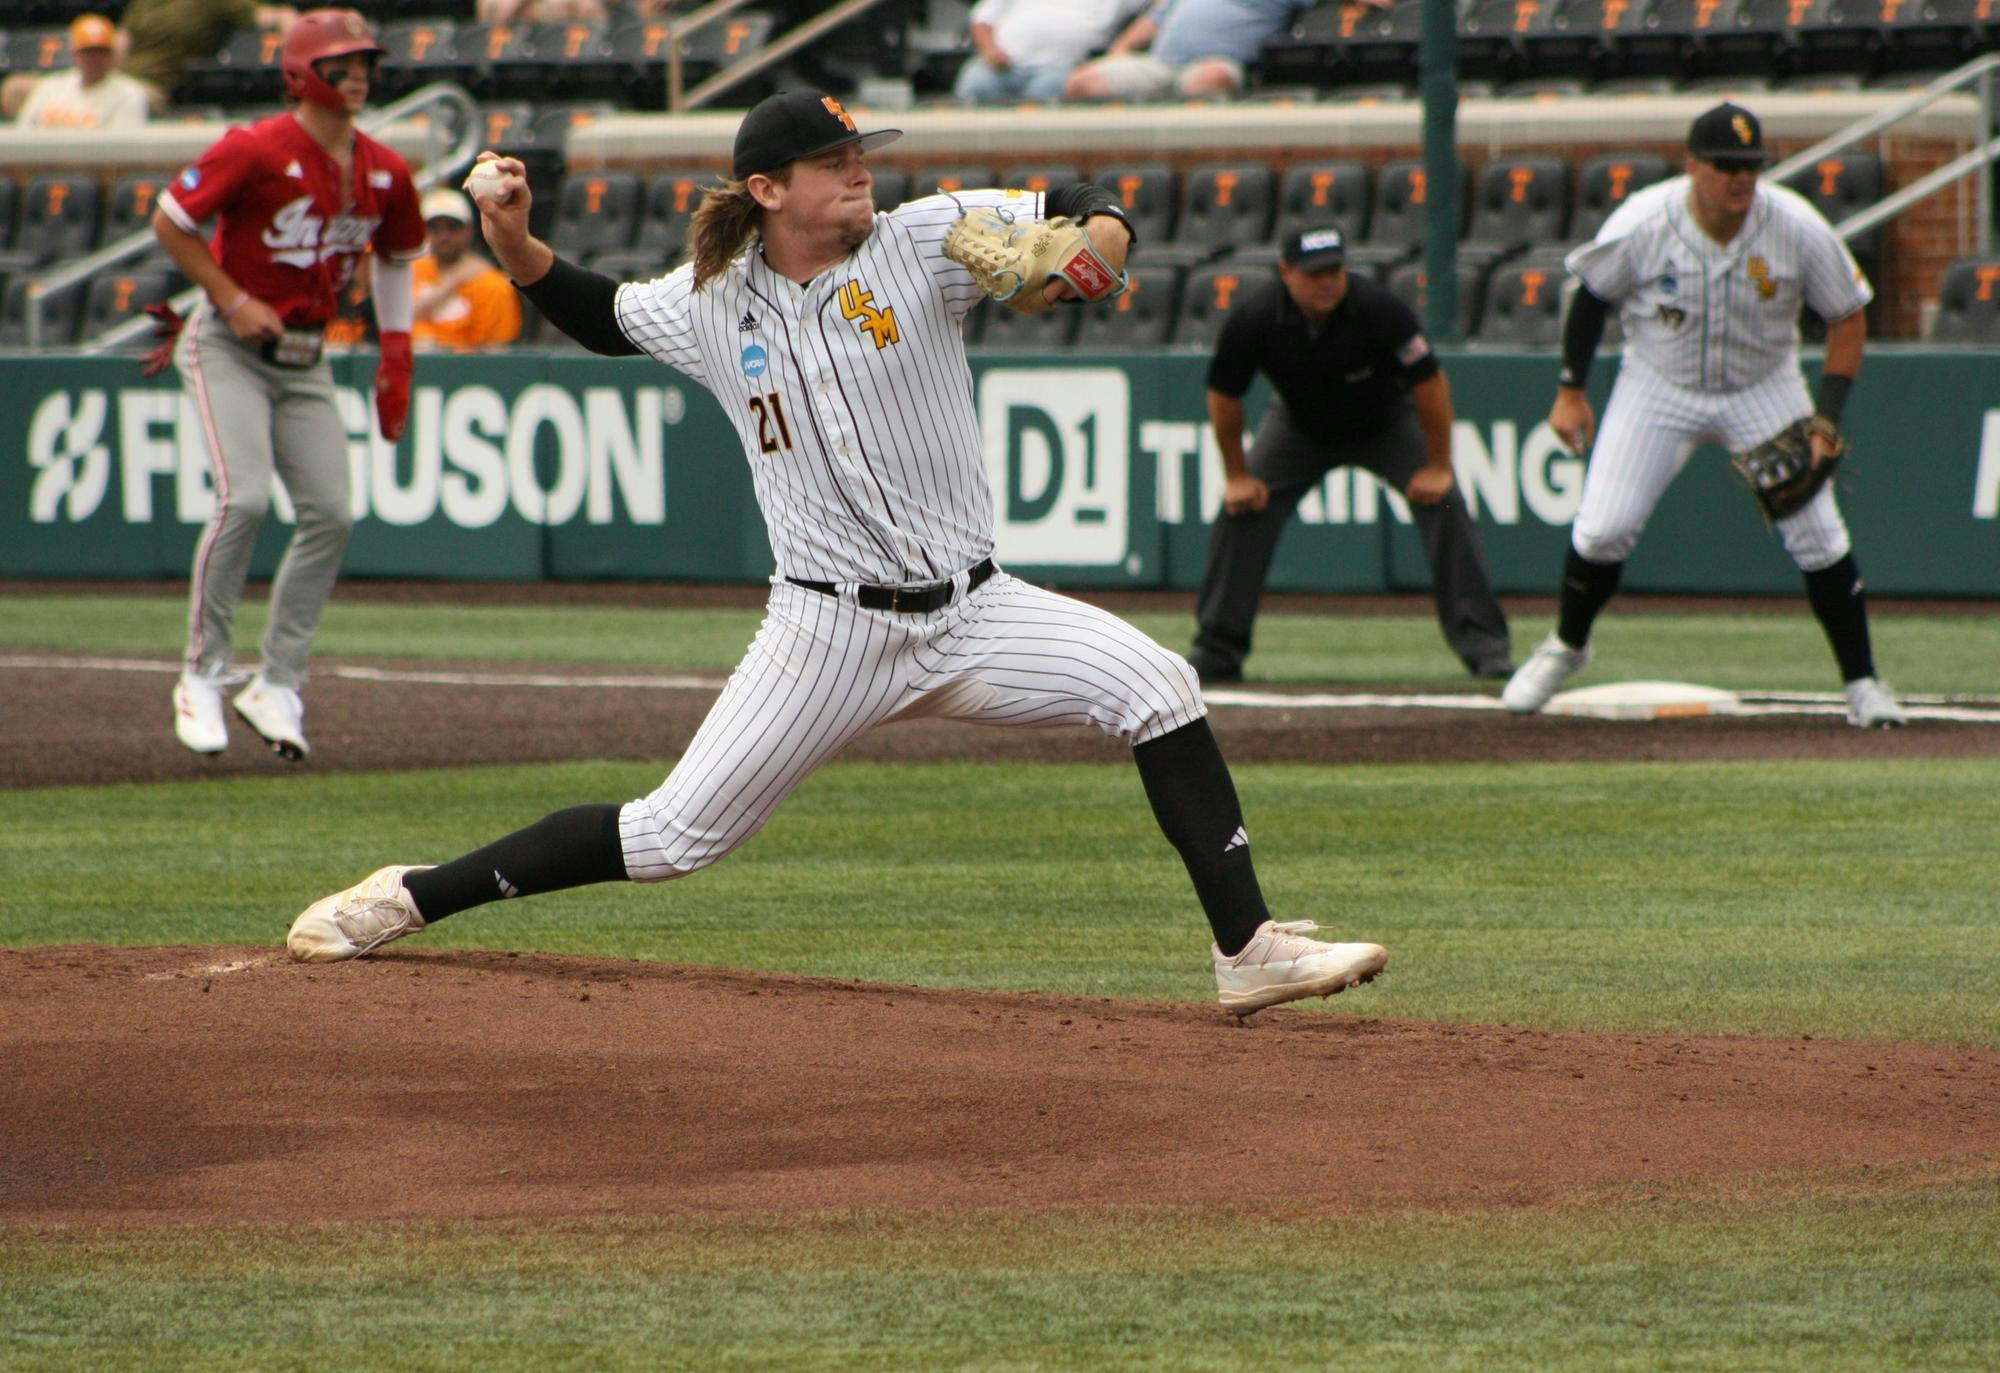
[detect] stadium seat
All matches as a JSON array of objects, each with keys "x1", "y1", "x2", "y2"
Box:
[
  {"x1": 454, "y1": 21, "x2": 541, "y2": 99},
  {"x1": 1615, "y1": 0, "x2": 1731, "y2": 80},
  {"x1": 1001, "y1": 165, "x2": 1085, "y2": 196},
  {"x1": 80, "y1": 268, "x2": 174, "y2": 345},
  {"x1": 979, "y1": 300, "x2": 1080, "y2": 349},
  {"x1": 1780, "y1": 149, "x2": 1884, "y2": 275},
  {"x1": 1880, "y1": 0, "x2": 1989, "y2": 76},
  {"x1": 550, "y1": 170, "x2": 643, "y2": 261},
  {"x1": 870, "y1": 166, "x2": 910, "y2": 212},
  {"x1": 1257, "y1": 1, "x2": 1343, "y2": 87},
  {"x1": 103, "y1": 174, "x2": 167, "y2": 250},
  {"x1": 1458, "y1": 0, "x2": 1550, "y2": 83},
  {"x1": 1792, "y1": 0, "x2": 1889, "y2": 76},
  {"x1": 1928, "y1": 255, "x2": 2000, "y2": 343},
  {"x1": 1095, "y1": 163, "x2": 1178, "y2": 246},
  {"x1": 1523, "y1": 0, "x2": 1638, "y2": 82},
  {"x1": 606, "y1": 15, "x2": 676, "y2": 106},
  {"x1": 676, "y1": 9, "x2": 775, "y2": 86},
  {"x1": 1273, "y1": 160, "x2": 1371, "y2": 244},
  {"x1": 913, "y1": 166, "x2": 997, "y2": 199},
  {"x1": 182, "y1": 24, "x2": 287, "y2": 106},
  {"x1": 1172, "y1": 264, "x2": 1276, "y2": 347},
  {"x1": 378, "y1": 18, "x2": 462, "y2": 99},
  {"x1": 478, "y1": 101, "x2": 537, "y2": 157},
  {"x1": 637, "y1": 168, "x2": 719, "y2": 258},
  {"x1": 529, "y1": 101, "x2": 617, "y2": 164},
  {"x1": 14, "y1": 174, "x2": 100, "y2": 266},
  {"x1": 1707, "y1": 0, "x2": 1805, "y2": 79},
  {"x1": 1340, "y1": 0, "x2": 1426, "y2": 88},
  {"x1": 1571, "y1": 150, "x2": 1671, "y2": 241},
  {"x1": 1386, "y1": 260, "x2": 1485, "y2": 340},
  {"x1": 1076, "y1": 265, "x2": 1184, "y2": 349},
  {"x1": 0, "y1": 276, "x2": 85, "y2": 347},
  {"x1": 1463, "y1": 154, "x2": 1570, "y2": 256},
  {"x1": 1474, "y1": 262, "x2": 1566, "y2": 344},
  {"x1": 1370, "y1": 159, "x2": 1466, "y2": 251},
  {"x1": 1175, "y1": 163, "x2": 1275, "y2": 257},
  {"x1": 529, "y1": 19, "x2": 619, "y2": 99},
  {"x1": 6, "y1": 28, "x2": 70, "y2": 81}
]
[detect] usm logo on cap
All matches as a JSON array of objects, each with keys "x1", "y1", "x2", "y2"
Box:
[
  {"x1": 1732, "y1": 114, "x2": 1754, "y2": 146},
  {"x1": 822, "y1": 97, "x2": 856, "y2": 132}
]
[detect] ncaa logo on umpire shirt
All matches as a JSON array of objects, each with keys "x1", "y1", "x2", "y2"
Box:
[{"x1": 741, "y1": 344, "x2": 768, "y2": 378}]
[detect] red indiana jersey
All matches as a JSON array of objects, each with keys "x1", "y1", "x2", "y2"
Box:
[{"x1": 159, "y1": 112, "x2": 426, "y2": 328}]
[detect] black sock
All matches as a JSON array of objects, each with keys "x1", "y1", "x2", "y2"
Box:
[
  {"x1": 402, "y1": 803, "x2": 627, "y2": 921},
  {"x1": 1803, "y1": 553, "x2": 1877, "y2": 682},
  {"x1": 1556, "y1": 548, "x2": 1623, "y2": 650},
  {"x1": 1131, "y1": 718, "x2": 1270, "y2": 957}
]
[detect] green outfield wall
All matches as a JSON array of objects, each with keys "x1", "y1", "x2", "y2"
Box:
[{"x1": 4, "y1": 347, "x2": 1996, "y2": 595}]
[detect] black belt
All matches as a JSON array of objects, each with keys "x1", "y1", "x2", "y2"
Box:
[{"x1": 786, "y1": 557, "x2": 995, "y2": 614}]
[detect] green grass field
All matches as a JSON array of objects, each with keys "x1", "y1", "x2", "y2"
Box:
[{"x1": 4, "y1": 593, "x2": 1997, "y2": 1371}]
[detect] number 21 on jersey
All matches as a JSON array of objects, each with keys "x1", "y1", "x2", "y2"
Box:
[{"x1": 748, "y1": 391, "x2": 794, "y2": 455}]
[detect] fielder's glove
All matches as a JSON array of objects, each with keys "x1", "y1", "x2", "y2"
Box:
[
  {"x1": 1730, "y1": 417, "x2": 1845, "y2": 523},
  {"x1": 943, "y1": 205, "x2": 1126, "y2": 314}
]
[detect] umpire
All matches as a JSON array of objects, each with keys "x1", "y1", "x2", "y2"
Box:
[{"x1": 1189, "y1": 226, "x2": 1513, "y2": 683}]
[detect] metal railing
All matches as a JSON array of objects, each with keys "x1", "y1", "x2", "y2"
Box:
[
  {"x1": 1767, "y1": 52, "x2": 2000, "y2": 255},
  {"x1": 21, "y1": 82, "x2": 483, "y2": 353}
]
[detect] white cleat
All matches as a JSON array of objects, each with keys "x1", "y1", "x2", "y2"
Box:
[
  {"x1": 1213, "y1": 919, "x2": 1388, "y2": 1016},
  {"x1": 1501, "y1": 632, "x2": 1593, "y2": 715},
  {"x1": 233, "y1": 674, "x2": 309, "y2": 760},
  {"x1": 172, "y1": 673, "x2": 230, "y2": 754},
  {"x1": 1843, "y1": 676, "x2": 1906, "y2": 728},
  {"x1": 288, "y1": 865, "x2": 432, "y2": 962}
]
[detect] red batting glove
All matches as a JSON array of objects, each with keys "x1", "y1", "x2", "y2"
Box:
[
  {"x1": 375, "y1": 331, "x2": 413, "y2": 441},
  {"x1": 138, "y1": 303, "x2": 185, "y2": 378}
]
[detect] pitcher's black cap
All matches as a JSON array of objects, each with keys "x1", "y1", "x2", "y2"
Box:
[
  {"x1": 733, "y1": 90, "x2": 902, "y2": 181},
  {"x1": 1687, "y1": 102, "x2": 1770, "y2": 165}
]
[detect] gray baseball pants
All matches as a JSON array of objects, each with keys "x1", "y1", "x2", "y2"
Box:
[
  {"x1": 1193, "y1": 397, "x2": 1512, "y2": 675},
  {"x1": 176, "y1": 309, "x2": 354, "y2": 689}
]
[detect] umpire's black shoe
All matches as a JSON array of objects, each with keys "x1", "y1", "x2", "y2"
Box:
[
  {"x1": 1189, "y1": 654, "x2": 1242, "y2": 686},
  {"x1": 1470, "y1": 656, "x2": 1516, "y2": 681}
]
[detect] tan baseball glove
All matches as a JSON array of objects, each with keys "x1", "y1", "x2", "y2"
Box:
[
  {"x1": 943, "y1": 206, "x2": 1127, "y2": 314},
  {"x1": 1730, "y1": 417, "x2": 1845, "y2": 523}
]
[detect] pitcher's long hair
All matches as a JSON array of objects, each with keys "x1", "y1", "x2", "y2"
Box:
[{"x1": 687, "y1": 167, "x2": 787, "y2": 291}]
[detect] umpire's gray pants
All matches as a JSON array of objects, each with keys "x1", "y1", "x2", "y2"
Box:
[
  {"x1": 177, "y1": 310, "x2": 354, "y2": 689},
  {"x1": 1193, "y1": 397, "x2": 1512, "y2": 675}
]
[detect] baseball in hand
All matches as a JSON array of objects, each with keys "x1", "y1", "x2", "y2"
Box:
[{"x1": 463, "y1": 160, "x2": 510, "y2": 204}]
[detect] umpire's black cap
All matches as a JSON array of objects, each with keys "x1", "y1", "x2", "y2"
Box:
[
  {"x1": 732, "y1": 90, "x2": 902, "y2": 181},
  {"x1": 1281, "y1": 225, "x2": 1347, "y2": 271},
  {"x1": 1687, "y1": 102, "x2": 1771, "y2": 166}
]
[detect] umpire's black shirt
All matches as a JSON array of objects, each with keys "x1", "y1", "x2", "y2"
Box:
[{"x1": 1206, "y1": 271, "x2": 1442, "y2": 441}]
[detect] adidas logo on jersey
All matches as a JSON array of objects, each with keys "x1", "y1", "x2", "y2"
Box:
[{"x1": 738, "y1": 311, "x2": 758, "y2": 332}]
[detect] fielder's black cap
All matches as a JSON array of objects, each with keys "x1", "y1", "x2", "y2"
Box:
[
  {"x1": 732, "y1": 90, "x2": 902, "y2": 181},
  {"x1": 1281, "y1": 224, "x2": 1347, "y2": 270},
  {"x1": 1687, "y1": 101, "x2": 1770, "y2": 166}
]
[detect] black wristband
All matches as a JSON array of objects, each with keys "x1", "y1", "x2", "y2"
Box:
[{"x1": 1815, "y1": 372, "x2": 1853, "y2": 427}]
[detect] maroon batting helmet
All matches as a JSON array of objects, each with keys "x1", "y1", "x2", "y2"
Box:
[{"x1": 281, "y1": 9, "x2": 383, "y2": 112}]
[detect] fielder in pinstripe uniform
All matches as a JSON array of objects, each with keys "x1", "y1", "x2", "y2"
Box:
[
  {"x1": 287, "y1": 91, "x2": 1388, "y2": 1016},
  {"x1": 1504, "y1": 102, "x2": 1904, "y2": 728},
  {"x1": 153, "y1": 10, "x2": 423, "y2": 761}
]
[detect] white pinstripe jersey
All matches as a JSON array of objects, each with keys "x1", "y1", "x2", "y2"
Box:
[
  {"x1": 1566, "y1": 176, "x2": 1872, "y2": 393},
  {"x1": 612, "y1": 188, "x2": 1042, "y2": 586}
]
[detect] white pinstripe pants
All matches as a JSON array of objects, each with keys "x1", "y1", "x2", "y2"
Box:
[
  {"x1": 1573, "y1": 356, "x2": 1852, "y2": 572},
  {"x1": 619, "y1": 570, "x2": 1208, "y2": 881}
]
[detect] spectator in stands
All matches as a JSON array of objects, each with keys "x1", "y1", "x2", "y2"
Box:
[
  {"x1": 411, "y1": 187, "x2": 523, "y2": 351},
  {"x1": 119, "y1": 0, "x2": 298, "y2": 114},
  {"x1": 1064, "y1": 0, "x2": 1317, "y2": 102},
  {"x1": 951, "y1": 0, "x2": 1149, "y2": 106},
  {"x1": 476, "y1": 0, "x2": 607, "y2": 22},
  {"x1": 7, "y1": 15, "x2": 151, "y2": 129}
]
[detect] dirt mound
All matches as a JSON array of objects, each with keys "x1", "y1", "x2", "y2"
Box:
[{"x1": 5, "y1": 945, "x2": 1997, "y2": 1225}]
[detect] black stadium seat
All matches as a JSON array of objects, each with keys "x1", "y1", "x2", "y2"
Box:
[
  {"x1": 15, "y1": 174, "x2": 100, "y2": 266},
  {"x1": 378, "y1": 18, "x2": 461, "y2": 99},
  {"x1": 869, "y1": 165, "x2": 909, "y2": 212},
  {"x1": 1571, "y1": 150, "x2": 1670, "y2": 241},
  {"x1": 637, "y1": 167, "x2": 720, "y2": 258},
  {"x1": 1369, "y1": 159, "x2": 1466, "y2": 252},
  {"x1": 1386, "y1": 261, "x2": 1485, "y2": 341},
  {"x1": 1463, "y1": 154, "x2": 1571, "y2": 256},
  {"x1": 1929, "y1": 255, "x2": 2000, "y2": 343},
  {"x1": 0, "y1": 275, "x2": 84, "y2": 346},
  {"x1": 1474, "y1": 262, "x2": 1566, "y2": 345},
  {"x1": 1001, "y1": 165, "x2": 1084, "y2": 196},
  {"x1": 81, "y1": 268, "x2": 174, "y2": 344},
  {"x1": 1616, "y1": 0, "x2": 1732, "y2": 80},
  {"x1": 1172, "y1": 263, "x2": 1276, "y2": 347},
  {"x1": 676, "y1": 9, "x2": 774, "y2": 86},
  {"x1": 1175, "y1": 163, "x2": 1275, "y2": 257},
  {"x1": 529, "y1": 19, "x2": 618, "y2": 99},
  {"x1": 1273, "y1": 160, "x2": 1371, "y2": 244},
  {"x1": 454, "y1": 21, "x2": 540, "y2": 99},
  {"x1": 549, "y1": 170, "x2": 643, "y2": 261},
  {"x1": 1076, "y1": 265, "x2": 1183, "y2": 349},
  {"x1": 1458, "y1": 0, "x2": 1550, "y2": 83},
  {"x1": 1780, "y1": 149, "x2": 1884, "y2": 276},
  {"x1": 913, "y1": 166, "x2": 996, "y2": 199},
  {"x1": 103, "y1": 173, "x2": 167, "y2": 249},
  {"x1": 1095, "y1": 163, "x2": 1178, "y2": 245},
  {"x1": 979, "y1": 299, "x2": 1080, "y2": 349}
]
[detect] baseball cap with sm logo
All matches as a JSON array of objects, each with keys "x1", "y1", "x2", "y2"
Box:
[{"x1": 731, "y1": 90, "x2": 902, "y2": 181}]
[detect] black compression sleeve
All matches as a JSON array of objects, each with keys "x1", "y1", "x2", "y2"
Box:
[
  {"x1": 1559, "y1": 284, "x2": 1610, "y2": 389},
  {"x1": 516, "y1": 256, "x2": 641, "y2": 356},
  {"x1": 1815, "y1": 372, "x2": 1853, "y2": 425},
  {"x1": 1044, "y1": 183, "x2": 1137, "y2": 247}
]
